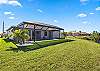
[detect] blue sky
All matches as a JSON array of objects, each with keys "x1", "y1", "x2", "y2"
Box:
[{"x1": 0, "y1": 0, "x2": 100, "y2": 33}]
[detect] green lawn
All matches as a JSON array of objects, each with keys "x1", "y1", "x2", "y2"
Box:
[
  {"x1": 0, "y1": 38, "x2": 100, "y2": 71},
  {"x1": 0, "y1": 38, "x2": 17, "y2": 51}
]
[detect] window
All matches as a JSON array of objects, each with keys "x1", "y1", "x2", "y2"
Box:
[
  {"x1": 36, "y1": 31, "x2": 40, "y2": 34},
  {"x1": 44, "y1": 31, "x2": 47, "y2": 36}
]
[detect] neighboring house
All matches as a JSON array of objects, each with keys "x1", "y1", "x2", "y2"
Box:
[
  {"x1": 80, "y1": 32, "x2": 90, "y2": 36},
  {"x1": 6, "y1": 21, "x2": 64, "y2": 41},
  {"x1": 66, "y1": 31, "x2": 90, "y2": 36}
]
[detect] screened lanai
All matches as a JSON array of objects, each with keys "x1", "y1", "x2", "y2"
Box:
[{"x1": 7, "y1": 21, "x2": 64, "y2": 42}]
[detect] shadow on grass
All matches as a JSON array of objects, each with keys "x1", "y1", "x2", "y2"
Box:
[
  {"x1": 3, "y1": 38, "x2": 17, "y2": 44},
  {"x1": 6, "y1": 39, "x2": 75, "y2": 52}
]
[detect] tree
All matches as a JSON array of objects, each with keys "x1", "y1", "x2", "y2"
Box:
[
  {"x1": 68, "y1": 32, "x2": 73, "y2": 36},
  {"x1": 62, "y1": 32, "x2": 67, "y2": 38},
  {"x1": 79, "y1": 31, "x2": 81, "y2": 33},
  {"x1": 90, "y1": 31, "x2": 100, "y2": 42},
  {"x1": 12, "y1": 29, "x2": 30, "y2": 44}
]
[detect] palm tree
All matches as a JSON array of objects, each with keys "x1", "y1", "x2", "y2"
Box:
[{"x1": 12, "y1": 29, "x2": 30, "y2": 44}]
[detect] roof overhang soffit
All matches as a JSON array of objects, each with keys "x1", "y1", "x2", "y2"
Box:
[{"x1": 24, "y1": 23, "x2": 60, "y2": 31}]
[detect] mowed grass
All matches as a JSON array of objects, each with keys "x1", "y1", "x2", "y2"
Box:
[
  {"x1": 0, "y1": 38, "x2": 100, "y2": 71},
  {"x1": 0, "y1": 38, "x2": 17, "y2": 51}
]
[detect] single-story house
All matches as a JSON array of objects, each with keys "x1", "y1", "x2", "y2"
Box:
[{"x1": 6, "y1": 21, "x2": 64, "y2": 41}]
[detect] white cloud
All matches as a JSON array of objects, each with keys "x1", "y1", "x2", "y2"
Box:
[
  {"x1": 0, "y1": 0, "x2": 7, "y2": 4},
  {"x1": 54, "y1": 20, "x2": 58, "y2": 23},
  {"x1": 8, "y1": 1, "x2": 22, "y2": 7},
  {"x1": 11, "y1": 13, "x2": 15, "y2": 15},
  {"x1": 80, "y1": 0, "x2": 88, "y2": 5},
  {"x1": 4, "y1": 11, "x2": 15, "y2": 15},
  {"x1": 0, "y1": 0, "x2": 22, "y2": 7},
  {"x1": 96, "y1": 7, "x2": 100, "y2": 10},
  {"x1": 80, "y1": 0, "x2": 88, "y2": 2},
  {"x1": 9, "y1": 17, "x2": 15, "y2": 19},
  {"x1": 4, "y1": 11, "x2": 12, "y2": 15},
  {"x1": 37, "y1": 9, "x2": 43, "y2": 13},
  {"x1": 89, "y1": 13, "x2": 94, "y2": 14},
  {"x1": 82, "y1": 21, "x2": 88, "y2": 24},
  {"x1": 77, "y1": 13, "x2": 87, "y2": 17}
]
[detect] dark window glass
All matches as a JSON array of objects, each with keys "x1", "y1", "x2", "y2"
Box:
[
  {"x1": 44, "y1": 31, "x2": 47, "y2": 36},
  {"x1": 36, "y1": 31, "x2": 39, "y2": 34}
]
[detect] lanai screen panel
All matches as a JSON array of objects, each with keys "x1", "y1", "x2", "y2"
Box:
[
  {"x1": 42, "y1": 27, "x2": 59, "y2": 31},
  {"x1": 24, "y1": 24, "x2": 34, "y2": 29},
  {"x1": 22, "y1": 21, "x2": 64, "y2": 31}
]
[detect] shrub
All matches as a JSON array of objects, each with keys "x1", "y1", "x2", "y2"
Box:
[{"x1": 90, "y1": 31, "x2": 100, "y2": 42}]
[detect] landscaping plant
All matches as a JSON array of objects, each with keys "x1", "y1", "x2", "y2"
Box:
[{"x1": 12, "y1": 29, "x2": 30, "y2": 44}]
